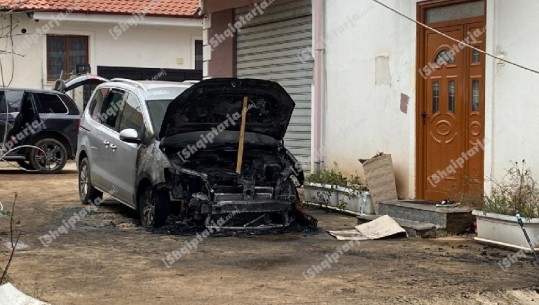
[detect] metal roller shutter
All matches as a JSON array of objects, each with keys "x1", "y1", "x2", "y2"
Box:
[{"x1": 236, "y1": 0, "x2": 312, "y2": 172}]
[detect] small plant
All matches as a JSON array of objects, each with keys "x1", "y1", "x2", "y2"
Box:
[
  {"x1": 306, "y1": 168, "x2": 348, "y2": 187},
  {"x1": 1, "y1": 193, "x2": 21, "y2": 284},
  {"x1": 305, "y1": 164, "x2": 370, "y2": 213},
  {"x1": 306, "y1": 166, "x2": 367, "y2": 191},
  {"x1": 316, "y1": 190, "x2": 332, "y2": 211},
  {"x1": 337, "y1": 200, "x2": 348, "y2": 211},
  {"x1": 482, "y1": 160, "x2": 539, "y2": 218}
]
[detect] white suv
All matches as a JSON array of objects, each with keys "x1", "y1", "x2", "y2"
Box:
[
  {"x1": 76, "y1": 79, "x2": 192, "y2": 226},
  {"x1": 77, "y1": 78, "x2": 304, "y2": 230}
]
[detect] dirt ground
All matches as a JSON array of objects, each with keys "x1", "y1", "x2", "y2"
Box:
[{"x1": 0, "y1": 162, "x2": 538, "y2": 305}]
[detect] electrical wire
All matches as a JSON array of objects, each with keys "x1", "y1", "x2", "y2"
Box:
[{"x1": 371, "y1": 0, "x2": 539, "y2": 76}]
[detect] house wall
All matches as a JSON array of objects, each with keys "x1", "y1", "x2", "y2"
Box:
[
  {"x1": 0, "y1": 13, "x2": 202, "y2": 90},
  {"x1": 324, "y1": 0, "x2": 539, "y2": 199},
  {"x1": 324, "y1": 0, "x2": 418, "y2": 199},
  {"x1": 204, "y1": 9, "x2": 236, "y2": 78},
  {"x1": 486, "y1": 0, "x2": 539, "y2": 182}
]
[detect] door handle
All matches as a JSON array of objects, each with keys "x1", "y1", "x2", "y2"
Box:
[{"x1": 421, "y1": 111, "x2": 427, "y2": 125}]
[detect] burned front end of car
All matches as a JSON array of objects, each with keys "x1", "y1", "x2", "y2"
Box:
[
  {"x1": 164, "y1": 140, "x2": 304, "y2": 229},
  {"x1": 159, "y1": 78, "x2": 305, "y2": 230}
]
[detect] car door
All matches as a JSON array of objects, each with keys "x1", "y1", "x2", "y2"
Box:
[
  {"x1": 0, "y1": 90, "x2": 25, "y2": 146},
  {"x1": 0, "y1": 90, "x2": 16, "y2": 146},
  {"x1": 113, "y1": 92, "x2": 145, "y2": 205},
  {"x1": 80, "y1": 87, "x2": 110, "y2": 187},
  {"x1": 89, "y1": 88, "x2": 126, "y2": 195},
  {"x1": 55, "y1": 74, "x2": 109, "y2": 110}
]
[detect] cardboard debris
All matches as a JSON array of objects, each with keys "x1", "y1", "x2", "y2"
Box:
[
  {"x1": 3, "y1": 241, "x2": 29, "y2": 251},
  {"x1": 361, "y1": 154, "x2": 398, "y2": 214},
  {"x1": 0, "y1": 283, "x2": 49, "y2": 305},
  {"x1": 328, "y1": 215, "x2": 407, "y2": 241}
]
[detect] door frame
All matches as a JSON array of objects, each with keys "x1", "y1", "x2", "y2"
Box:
[{"x1": 415, "y1": 0, "x2": 487, "y2": 199}]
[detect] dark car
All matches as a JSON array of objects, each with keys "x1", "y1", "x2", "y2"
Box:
[
  {"x1": 77, "y1": 78, "x2": 304, "y2": 229},
  {"x1": 0, "y1": 75, "x2": 107, "y2": 173}
]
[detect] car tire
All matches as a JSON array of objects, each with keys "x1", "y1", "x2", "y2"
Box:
[
  {"x1": 138, "y1": 185, "x2": 170, "y2": 228},
  {"x1": 78, "y1": 157, "x2": 103, "y2": 205},
  {"x1": 17, "y1": 160, "x2": 35, "y2": 170},
  {"x1": 29, "y1": 138, "x2": 67, "y2": 174}
]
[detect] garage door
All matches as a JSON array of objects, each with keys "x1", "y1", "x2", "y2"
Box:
[{"x1": 236, "y1": 0, "x2": 312, "y2": 172}]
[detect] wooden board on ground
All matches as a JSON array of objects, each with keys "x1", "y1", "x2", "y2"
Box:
[{"x1": 362, "y1": 154, "x2": 398, "y2": 214}]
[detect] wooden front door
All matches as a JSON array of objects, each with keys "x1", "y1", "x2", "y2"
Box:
[{"x1": 417, "y1": 1, "x2": 486, "y2": 201}]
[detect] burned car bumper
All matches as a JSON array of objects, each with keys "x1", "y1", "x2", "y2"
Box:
[
  {"x1": 210, "y1": 200, "x2": 293, "y2": 214},
  {"x1": 192, "y1": 199, "x2": 295, "y2": 230}
]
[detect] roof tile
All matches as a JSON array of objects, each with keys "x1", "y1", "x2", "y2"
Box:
[{"x1": 0, "y1": 0, "x2": 200, "y2": 18}]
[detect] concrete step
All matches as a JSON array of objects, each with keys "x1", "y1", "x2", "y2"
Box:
[
  {"x1": 378, "y1": 200, "x2": 474, "y2": 235},
  {"x1": 357, "y1": 214, "x2": 443, "y2": 238}
]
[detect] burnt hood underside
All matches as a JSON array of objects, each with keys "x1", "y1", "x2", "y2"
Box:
[{"x1": 159, "y1": 78, "x2": 296, "y2": 140}]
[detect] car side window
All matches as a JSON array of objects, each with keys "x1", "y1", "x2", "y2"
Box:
[
  {"x1": 118, "y1": 93, "x2": 144, "y2": 135},
  {"x1": 89, "y1": 88, "x2": 109, "y2": 121},
  {"x1": 35, "y1": 93, "x2": 68, "y2": 114},
  {"x1": 0, "y1": 90, "x2": 24, "y2": 113},
  {"x1": 99, "y1": 89, "x2": 125, "y2": 131}
]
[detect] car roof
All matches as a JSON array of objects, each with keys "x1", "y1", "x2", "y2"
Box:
[
  {"x1": 0, "y1": 87, "x2": 66, "y2": 95},
  {"x1": 99, "y1": 79, "x2": 193, "y2": 101}
]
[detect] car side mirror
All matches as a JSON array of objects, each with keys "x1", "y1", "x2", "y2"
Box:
[{"x1": 119, "y1": 129, "x2": 141, "y2": 144}]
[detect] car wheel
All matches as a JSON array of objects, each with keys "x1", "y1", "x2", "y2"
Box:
[
  {"x1": 16, "y1": 160, "x2": 35, "y2": 170},
  {"x1": 30, "y1": 138, "x2": 67, "y2": 174},
  {"x1": 138, "y1": 185, "x2": 170, "y2": 228},
  {"x1": 79, "y1": 157, "x2": 103, "y2": 205}
]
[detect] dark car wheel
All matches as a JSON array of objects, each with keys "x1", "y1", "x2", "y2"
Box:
[
  {"x1": 30, "y1": 138, "x2": 67, "y2": 174},
  {"x1": 139, "y1": 185, "x2": 170, "y2": 228},
  {"x1": 79, "y1": 157, "x2": 103, "y2": 205},
  {"x1": 17, "y1": 160, "x2": 35, "y2": 170}
]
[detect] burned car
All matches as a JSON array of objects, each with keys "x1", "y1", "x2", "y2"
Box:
[{"x1": 77, "y1": 78, "x2": 305, "y2": 229}]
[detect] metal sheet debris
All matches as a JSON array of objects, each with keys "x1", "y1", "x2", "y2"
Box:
[
  {"x1": 0, "y1": 283, "x2": 49, "y2": 305},
  {"x1": 328, "y1": 215, "x2": 407, "y2": 241}
]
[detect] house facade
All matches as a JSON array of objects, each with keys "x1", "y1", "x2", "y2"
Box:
[
  {"x1": 200, "y1": 0, "x2": 314, "y2": 171},
  {"x1": 324, "y1": 0, "x2": 537, "y2": 202},
  {"x1": 203, "y1": 0, "x2": 538, "y2": 202},
  {"x1": 0, "y1": 0, "x2": 203, "y2": 109}
]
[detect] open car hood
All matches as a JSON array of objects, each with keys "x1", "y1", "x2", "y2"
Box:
[
  {"x1": 54, "y1": 75, "x2": 109, "y2": 93},
  {"x1": 159, "y1": 78, "x2": 295, "y2": 141}
]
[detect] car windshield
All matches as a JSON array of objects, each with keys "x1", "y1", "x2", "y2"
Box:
[{"x1": 146, "y1": 99, "x2": 174, "y2": 136}]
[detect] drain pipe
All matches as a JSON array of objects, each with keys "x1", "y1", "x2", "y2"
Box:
[{"x1": 312, "y1": 0, "x2": 325, "y2": 172}]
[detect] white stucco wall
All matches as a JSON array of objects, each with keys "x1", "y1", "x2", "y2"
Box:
[
  {"x1": 324, "y1": 0, "x2": 539, "y2": 199},
  {"x1": 324, "y1": 0, "x2": 418, "y2": 199},
  {"x1": 486, "y1": 0, "x2": 539, "y2": 183},
  {"x1": 0, "y1": 12, "x2": 202, "y2": 91}
]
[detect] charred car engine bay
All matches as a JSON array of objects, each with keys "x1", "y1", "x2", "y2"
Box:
[
  {"x1": 156, "y1": 79, "x2": 316, "y2": 231},
  {"x1": 164, "y1": 146, "x2": 306, "y2": 230}
]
